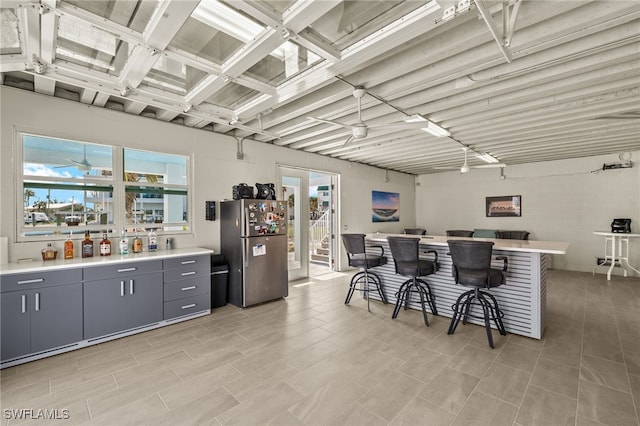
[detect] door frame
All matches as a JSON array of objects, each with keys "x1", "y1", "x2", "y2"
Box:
[{"x1": 277, "y1": 164, "x2": 340, "y2": 280}]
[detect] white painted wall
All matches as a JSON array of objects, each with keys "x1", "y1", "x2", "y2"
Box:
[
  {"x1": 416, "y1": 153, "x2": 640, "y2": 275},
  {"x1": 0, "y1": 87, "x2": 416, "y2": 267}
]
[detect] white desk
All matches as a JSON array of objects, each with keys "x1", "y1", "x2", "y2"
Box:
[{"x1": 592, "y1": 231, "x2": 640, "y2": 280}]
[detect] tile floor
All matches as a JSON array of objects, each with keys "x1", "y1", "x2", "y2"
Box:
[{"x1": 1, "y1": 268, "x2": 639, "y2": 425}]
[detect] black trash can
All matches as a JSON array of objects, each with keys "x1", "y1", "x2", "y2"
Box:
[{"x1": 211, "y1": 254, "x2": 229, "y2": 308}]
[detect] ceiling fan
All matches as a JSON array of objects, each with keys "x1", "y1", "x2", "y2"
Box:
[
  {"x1": 57, "y1": 145, "x2": 92, "y2": 172},
  {"x1": 436, "y1": 147, "x2": 506, "y2": 174},
  {"x1": 307, "y1": 86, "x2": 425, "y2": 146}
]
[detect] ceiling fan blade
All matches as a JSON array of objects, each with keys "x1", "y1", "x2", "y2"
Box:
[
  {"x1": 342, "y1": 135, "x2": 355, "y2": 146},
  {"x1": 307, "y1": 117, "x2": 353, "y2": 129},
  {"x1": 366, "y1": 122, "x2": 426, "y2": 130},
  {"x1": 69, "y1": 158, "x2": 92, "y2": 172},
  {"x1": 470, "y1": 163, "x2": 507, "y2": 169}
]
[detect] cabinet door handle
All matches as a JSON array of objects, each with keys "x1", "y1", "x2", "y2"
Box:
[
  {"x1": 181, "y1": 271, "x2": 196, "y2": 276},
  {"x1": 181, "y1": 286, "x2": 196, "y2": 291},
  {"x1": 35, "y1": 293, "x2": 40, "y2": 312},
  {"x1": 181, "y1": 304, "x2": 196, "y2": 309},
  {"x1": 17, "y1": 278, "x2": 44, "y2": 285},
  {"x1": 181, "y1": 260, "x2": 196, "y2": 265},
  {"x1": 120, "y1": 281, "x2": 125, "y2": 297},
  {"x1": 21, "y1": 294, "x2": 27, "y2": 313},
  {"x1": 117, "y1": 267, "x2": 136, "y2": 273},
  {"x1": 129, "y1": 279, "x2": 134, "y2": 295}
]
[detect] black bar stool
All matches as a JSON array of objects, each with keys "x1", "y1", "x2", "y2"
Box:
[
  {"x1": 387, "y1": 236, "x2": 438, "y2": 326},
  {"x1": 341, "y1": 234, "x2": 388, "y2": 312},
  {"x1": 403, "y1": 228, "x2": 426, "y2": 235},
  {"x1": 447, "y1": 240, "x2": 508, "y2": 348}
]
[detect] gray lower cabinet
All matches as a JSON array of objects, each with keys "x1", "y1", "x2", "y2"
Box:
[
  {"x1": 1, "y1": 282, "x2": 83, "y2": 361},
  {"x1": 84, "y1": 267, "x2": 163, "y2": 339}
]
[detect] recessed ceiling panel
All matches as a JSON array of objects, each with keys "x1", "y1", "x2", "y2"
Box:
[
  {"x1": 56, "y1": 15, "x2": 127, "y2": 75},
  {"x1": 244, "y1": 41, "x2": 323, "y2": 85},
  {"x1": 143, "y1": 57, "x2": 207, "y2": 95},
  {"x1": 170, "y1": 16, "x2": 243, "y2": 64},
  {"x1": 64, "y1": 0, "x2": 158, "y2": 33},
  {"x1": 204, "y1": 82, "x2": 260, "y2": 110}
]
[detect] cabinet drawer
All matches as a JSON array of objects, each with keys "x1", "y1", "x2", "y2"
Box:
[
  {"x1": 163, "y1": 263, "x2": 209, "y2": 283},
  {"x1": 163, "y1": 255, "x2": 209, "y2": 271},
  {"x1": 1, "y1": 268, "x2": 82, "y2": 293},
  {"x1": 164, "y1": 293, "x2": 211, "y2": 320},
  {"x1": 83, "y1": 260, "x2": 162, "y2": 281},
  {"x1": 164, "y1": 277, "x2": 210, "y2": 302}
]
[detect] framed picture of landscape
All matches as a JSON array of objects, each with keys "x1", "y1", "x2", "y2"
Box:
[
  {"x1": 372, "y1": 191, "x2": 399, "y2": 222},
  {"x1": 486, "y1": 195, "x2": 522, "y2": 217}
]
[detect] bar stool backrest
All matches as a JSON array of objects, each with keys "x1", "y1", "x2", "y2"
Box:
[
  {"x1": 387, "y1": 236, "x2": 421, "y2": 275},
  {"x1": 341, "y1": 233, "x2": 367, "y2": 265},
  {"x1": 446, "y1": 230, "x2": 474, "y2": 237},
  {"x1": 403, "y1": 228, "x2": 427, "y2": 235}
]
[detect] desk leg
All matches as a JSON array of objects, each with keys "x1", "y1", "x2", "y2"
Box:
[
  {"x1": 607, "y1": 236, "x2": 616, "y2": 280},
  {"x1": 621, "y1": 237, "x2": 640, "y2": 276}
]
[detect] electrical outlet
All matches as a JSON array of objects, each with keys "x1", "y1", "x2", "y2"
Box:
[
  {"x1": 442, "y1": 6, "x2": 456, "y2": 20},
  {"x1": 457, "y1": 0, "x2": 471, "y2": 12}
]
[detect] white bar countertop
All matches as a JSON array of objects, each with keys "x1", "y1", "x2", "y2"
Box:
[
  {"x1": 366, "y1": 233, "x2": 570, "y2": 255},
  {"x1": 0, "y1": 247, "x2": 214, "y2": 275}
]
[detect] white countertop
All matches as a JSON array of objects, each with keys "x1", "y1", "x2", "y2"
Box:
[
  {"x1": 0, "y1": 247, "x2": 214, "y2": 275},
  {"x1": 366, "y1": 233, "x2": 570, "y2": 255}
]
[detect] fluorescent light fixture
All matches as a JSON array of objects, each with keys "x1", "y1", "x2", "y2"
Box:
[
  {"x1": 403, "y1": 114, "x2": 450, "y2": 137},
  {"x1": 476, "y1": 153, "x2": 500, "y2": 163}
]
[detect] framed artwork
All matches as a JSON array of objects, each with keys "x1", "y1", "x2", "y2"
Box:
[
  {"x1": 486, "y1": 195, "x2": 521, "y2": 217},
  {"x1": 372, "y1": 191, "x2": 399, "y2": 222}
]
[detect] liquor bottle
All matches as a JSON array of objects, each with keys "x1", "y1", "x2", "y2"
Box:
[
  {"x1": 81, "y1": 231, "x2": 94, "y2": 258},
  {"x1": 99, "y1": 232, "x2": 111, "y2": 256},
  {"x1": 148, "y1": 229, "x2": 157, "y2": 252},
  {"x1": 118, "y1": 229, "x2": 128, "y2": 255},
  {"x1": 132, "y1": 230, "x2": 143, "y2": 253},
  {"x1": 64, "y1": 232, "x2": 74, "y2": 259},
  {"x1": 42, "y1": 242, "x2": 57, "y2": 261}
]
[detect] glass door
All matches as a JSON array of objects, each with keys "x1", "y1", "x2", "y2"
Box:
[{"x1": 279, "y1": 168, "x2": 309, "y2": 280}]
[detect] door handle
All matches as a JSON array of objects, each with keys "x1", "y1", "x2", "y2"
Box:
[
  {"x1": 120, "y1": 281, "x2": 125, "y2": 297},
  {"x1": 129, "y1": 279, "x2": 134, "y2": 295},
  {"x1": 21, "y1": 294, "x2": 27, "y2": 313},
  {"x1": 35, "y1": 293, "x2": 40, "y2": 312}
]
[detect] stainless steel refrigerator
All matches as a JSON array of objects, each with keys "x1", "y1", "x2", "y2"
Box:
[{"x1": 220, "y1": 199, "x2": 288, "y2": 307}]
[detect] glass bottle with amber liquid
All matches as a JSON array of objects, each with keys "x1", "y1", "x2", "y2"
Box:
[
  {"x1": 132, "y1": 230, "x2": 143, "y2": 253},
  {"x1": 64, "y1": 232, "x2": 74, "y2": 259},
  {"x1": 81, "y1": 231, "x2": 94, "y2": 258},
  {"x1": 99, "y1": 232, "x2": 111, "y2": 256}
]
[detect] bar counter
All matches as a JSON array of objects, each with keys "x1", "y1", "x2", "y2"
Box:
[{"x1": 365, "y1": 233, "x2": 570, "y2": 339}]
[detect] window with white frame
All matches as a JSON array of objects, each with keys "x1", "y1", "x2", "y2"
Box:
[{"x1": 18, "y1": 132, "x2": 190, "y2": 241}]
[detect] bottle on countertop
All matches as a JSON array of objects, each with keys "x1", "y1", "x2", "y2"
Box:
[
  {"x1": 42, "y1": 242, "x2": 57, "y2": 261},
  {"x1": 132, "y1": 230, "x2": 143, "y2": 253},
  {"x1": 99, "y1": 231, "x2": 111, "y2": 256},
  {"x1": 64, "y1": 232, "x2": 74, "y2": 259},
  {"x1": 81, "y1": 231, "x2": 93, "y2": 258},
  {"x1": 118, "y1": 229, "x2": 129, "y2": 255},
  {"x1": 148, "y1": 229, "x2": 157, "y2": 252}
]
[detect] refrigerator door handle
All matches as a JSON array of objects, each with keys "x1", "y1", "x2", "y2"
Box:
[
  {"x1": 243, "y1": 239, "x2": 249, "y2": 268},
  {"x1": 243, "y1": 207, "x2": 250, "y2": 236}
]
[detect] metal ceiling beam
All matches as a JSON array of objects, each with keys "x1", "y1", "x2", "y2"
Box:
[
  {"x1": 79, "y1": 88, "x2": 96, "y2": 104},
  {"x1": 93, "y1": 92, "x2": 110, "y2": 107},
  {"x1": 475, "y1": 0, "x2": 515, "y2": 63},
  {"x1": 40, "y1": 0, "x2": 57, "y2": 64},
  {"x1": 123, "y1": 100, "x2": 147, "y2": 115}
]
